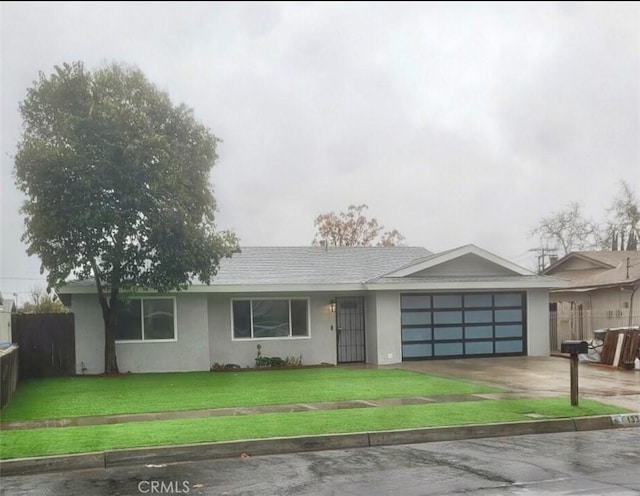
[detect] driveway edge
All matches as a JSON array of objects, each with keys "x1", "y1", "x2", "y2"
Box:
[{"x1": 2, "y1": 414, "x2": 639, "y2": 476}]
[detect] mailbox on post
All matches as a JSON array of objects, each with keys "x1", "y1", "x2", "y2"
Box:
[
  {"x1": 561, "y1": 340, "x2": 588, "y2": 355},
  {"x1": 561, "y1": 339, "x2": 588, "y2": 406}
]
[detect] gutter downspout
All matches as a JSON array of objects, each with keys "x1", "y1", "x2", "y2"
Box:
[{"x1": 628, "y1": 281, "x2": 640, "y2": 328}]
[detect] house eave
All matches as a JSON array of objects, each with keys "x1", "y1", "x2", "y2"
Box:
[
  {"x1": 58, "y1": 283, "x2": 369, "y2": 295},
  {"x1": 549, "y1": 280, "x2": 640, "y2": 293},
  {"x1": 365, "y1": 279, "x2": 568, "y2": 291},
  {"x1": 58, "y1": 277, "x2": 569, "y2": 295},
  {"x1": 186, "y1": 283, "x2": 367, "y2": 293}
]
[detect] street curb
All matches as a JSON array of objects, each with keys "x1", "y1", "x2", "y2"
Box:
[
  {"x1": 2, "y1": 414, "x2": 639, "y2": 477},
  {"x1": 367, "y1": 418, "x2": 578, "y2": 446},
  {"x1": 105, "y1": 432, "x2": 370, "y2": 467},
  {"x1": 0, "y1": 452, "x2": 105, "y2": 476}
]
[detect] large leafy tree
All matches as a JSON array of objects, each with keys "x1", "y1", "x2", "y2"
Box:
[
  {"x1": 312, "y1": 204, "x2": 405, "y2": 246},
  {"x1": 14, "y1": 62, "x2": 239, "y2": 374}
]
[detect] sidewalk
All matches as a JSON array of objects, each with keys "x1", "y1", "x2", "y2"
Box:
[
  {"x1": 2, "y1": 411, "x2": 639, "y2": 477},
  {"x1": 0, "y1": 391, "x2": 558, "y2": 431}
]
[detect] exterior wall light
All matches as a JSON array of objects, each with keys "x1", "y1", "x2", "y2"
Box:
[{"x1": 329, "y1": 299, "x2": 336, "y2": 313}]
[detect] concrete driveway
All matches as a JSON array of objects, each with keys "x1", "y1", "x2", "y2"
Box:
[{"x1": 389, "y1": 356, "x2": 640, "y2": 411}]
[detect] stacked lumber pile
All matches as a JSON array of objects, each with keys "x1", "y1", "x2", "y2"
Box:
[{"x1": 599, "y1": 328, "x2": 640, "y2": 369}]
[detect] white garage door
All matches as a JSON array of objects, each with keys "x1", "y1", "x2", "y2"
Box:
[{"x1": 401, "y1": 292, "x2": 527, "y2": 360}]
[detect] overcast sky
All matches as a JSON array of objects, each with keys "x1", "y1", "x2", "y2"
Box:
[{"x1": 1, "y1": 2, "x2": 638, "y2": 303}]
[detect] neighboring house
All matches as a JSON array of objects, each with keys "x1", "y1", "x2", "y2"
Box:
[
  {"x1": 0, "y1": 298, "x2": 14, "y2": 344},
  {"x1": 59, "y1": 244, "x2": 566, "y2": 374},
  {"x1": 543, "y1": 251, "x2": 640, "y2": 343}
]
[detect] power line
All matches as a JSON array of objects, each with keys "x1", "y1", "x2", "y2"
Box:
[
  {"x1": 0, "y1": 276, "x2": 48, "y2": 281},
  {"x1": 528, "y1": 247, "x2": 559, "y2": 274}
]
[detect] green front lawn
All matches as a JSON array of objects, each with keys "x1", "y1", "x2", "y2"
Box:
[
  {"x1": 0, "y1": 398, "x2": 628, "y2": 459},
  {"x1": 0, "y1": 368, "x2": 502, "y2": 421}
]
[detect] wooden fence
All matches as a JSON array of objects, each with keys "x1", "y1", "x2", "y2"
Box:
[
  {"x1": 12, "y1": 313, "x2": 76, "y2": 379},
  {"x1": 0, "y1": 345, "x2": 19, "y2": 409},
  {"x1": 550, "y1": 310, "x2": 640, "y2": 352}
]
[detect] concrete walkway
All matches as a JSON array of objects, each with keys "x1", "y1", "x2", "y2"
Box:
[{"x1": 0, "y1": 391, "x2": 554, "y2": 431}]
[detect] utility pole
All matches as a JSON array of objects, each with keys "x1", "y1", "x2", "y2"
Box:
[{"x1": 529, "y1": 247, "x2": 559, "y2": 274}]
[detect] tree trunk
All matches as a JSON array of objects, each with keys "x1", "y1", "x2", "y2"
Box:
[
  {"x1": 104, "y1": 313, "x2": 119, "y2": 374},
  {"x1": 91, "y1": 259, "x2": 120, "y2": 374},
  {"x1": 626, "y1": 230, "x2": 637, "y2": 251},
  {"x1": 102, "y1": 294, "x2": 120, "y2": 375}
]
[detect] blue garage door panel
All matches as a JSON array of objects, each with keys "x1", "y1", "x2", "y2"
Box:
[
  {"x1": 401, "y1": 292, "x2": 526, "y2": 360},
  {"x1": 403, "y1": 343, "x2": 432, "y2": 358}
]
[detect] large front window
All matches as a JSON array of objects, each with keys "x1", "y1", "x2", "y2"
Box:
[
  {"x1": 232, "y1": 298, "x2": 309, "y2": 339},
  {"x1": 115, "y1": 298, "x2": 176, "y2": 342}
]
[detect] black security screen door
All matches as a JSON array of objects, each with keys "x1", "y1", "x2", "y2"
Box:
[{"x1": 337, "y1": 297, "x2": 365, "y2": 363}]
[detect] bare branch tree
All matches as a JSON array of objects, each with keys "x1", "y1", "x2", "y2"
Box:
[
  {"x1": 604, "y1": 180, "x2": 640, "y2": 251},
  {"x1": 531, "y1": 202, "x2": 601, "y2": 256},
  {"x1": 378, "y1": 229, "x2": 406, "y2": 247},
  {"x1": 312, "y1": 204, "x2": 405, "y2": 247}
]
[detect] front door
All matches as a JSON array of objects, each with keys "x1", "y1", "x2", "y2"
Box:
[{"x1": 336, "y1": 297, "x2": 365, "y2": 363}]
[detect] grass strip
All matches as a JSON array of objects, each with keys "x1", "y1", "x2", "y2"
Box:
[
  {"x1": 0, "y1": 398, "x2": 628, "y2": 459},
  {"x1": 0, "y1": 368, "x2": 501, "y2": 421}
]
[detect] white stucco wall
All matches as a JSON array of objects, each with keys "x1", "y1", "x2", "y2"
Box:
[
  {"x1": 526, "y1": 289, "x2": 550, "y2": 356},
  {"x1": 371, "y1": 291, "x2": 402, "y2": 365},
  {"x1": 208, "y1": 292, "x2": 338, "y2": 368},
  {"x1": 72, "y1": 294, "x2": 104, "y2": 374},
  {"x1": 72, "y1": 293, "x2": 210, "y2": 374},
  {"x1": 365, "y1": 293, "x2": 378, "y2": 364}
]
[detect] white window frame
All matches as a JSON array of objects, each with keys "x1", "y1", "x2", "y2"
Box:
[
  {"x1": 231, "y1": 297, "x2": 311, "y2": 341},
  {"x1": 115, "y1": 296, "x2": 178, "y2": 343}
]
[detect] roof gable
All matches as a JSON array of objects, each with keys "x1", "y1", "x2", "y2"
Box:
[
  {"x1": 381, "y1": 245, "x2": 534, "y2": 278},
  {"x1": 543, "y1": 251, "x2": 640, "y2": 288},
  {"x1": 543, "y1": 252, "x2": 615, "y2": 273}
]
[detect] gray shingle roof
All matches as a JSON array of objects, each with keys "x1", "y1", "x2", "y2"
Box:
[{"x1": 207, "y1": 246, "x2": 432, "y2": 285}]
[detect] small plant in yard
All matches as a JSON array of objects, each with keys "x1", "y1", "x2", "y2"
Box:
[
  {"x1": 255, "y1": 354, "x2": 285, "y2": 367},
  {"x1": 255, "y1": 345, "x2": 303, "y2": 368},
  {"x1": 285, "y1": 355, "x2": 303, "y2": 367},
  {"x1": 210, "y1": 363, "x2": 240, "y2": 372}
]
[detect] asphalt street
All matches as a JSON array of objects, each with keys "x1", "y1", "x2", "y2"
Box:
[{"x1": 2, "y1": 429, "x2": 639, "y2": 496}]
